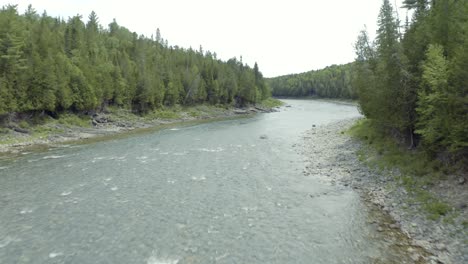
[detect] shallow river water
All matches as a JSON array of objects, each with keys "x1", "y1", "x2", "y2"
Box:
[{"x1": 0, "y1": 100, "x2": 405, "y2": 263}]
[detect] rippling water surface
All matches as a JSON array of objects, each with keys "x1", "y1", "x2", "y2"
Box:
[{"x1": 0, "y1": 100, "x2": 401, "y2": 263}]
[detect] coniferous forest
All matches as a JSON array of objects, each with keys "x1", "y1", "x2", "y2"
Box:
[
  {"x1": 0, "y1": 5, "x2": 269, "y2": 116},
  {"x1": 267, "y1": 63, "x2": 357, "y2": 99},
  {"x1": 268, "y1": 0, "x2": 467, "y2": 161},
  {"x1": 354, "y1": 0, "x2": 467, "y2": 160},
  {"x1": 1, "y1": 2, "x2": 466, "y2": 161}
]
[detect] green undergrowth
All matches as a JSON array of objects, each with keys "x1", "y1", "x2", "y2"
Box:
[
  {"x1": 0, "y1": 100, "x2": 276, "y2": 149},
  {"x1": 184, "y1": 104, "x2": 226, "y2": 118},
  {"x1": 145, "y1": 104, "x2": 227, "y2": 120},
  {"x1": 348, "y1": 119, "x2": 453, "y2": 220},
  {"x1": 0, "y1": 113, "x2": 88, "y2": 145},
  {"x1": 56, "y1": 113, "x2": 92, "y2": 128},
  {"x1": 146, "y1": 109, "x2": 181, "y2": 120},
  {"x1": 258, "y1": 98, "x2": 284, "y2": 108}
]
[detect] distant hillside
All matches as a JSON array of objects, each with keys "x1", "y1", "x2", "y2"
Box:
[{"x1": 267, "y1": 63, "x2": 356, "y2": 99}]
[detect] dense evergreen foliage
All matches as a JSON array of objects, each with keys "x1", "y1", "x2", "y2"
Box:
[
  {"x1": 0, "y1": 5, "x2": 269, "y2": 116},
  {"x1": 267, "y1": 63, "x2": 356, "y2": 99},
  {"x1": 354, "y1": 0, "x2": 467, "y2": 159}
]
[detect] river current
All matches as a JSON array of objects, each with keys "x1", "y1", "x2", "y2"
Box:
[{"x1": 0, "y1": 100, "x2": 400, "y2": 263}]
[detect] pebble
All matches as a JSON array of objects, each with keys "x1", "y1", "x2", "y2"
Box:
[
  {"x1": 412, "y1": 240, "x2": 431, "y2": 249},
  {"x1": 435, "y1": 243, "x2": 447, "y2": 251},
  {"x1": 410, "y1": 253, "x2": 421, "y2": 262},
  {"x1": 301, "y1": 118, "x2": 467, "y2": 263}
]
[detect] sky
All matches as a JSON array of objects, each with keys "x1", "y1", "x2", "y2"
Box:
[{"x1": 5, "y1": 0, "x2": 408, "y2": 77}]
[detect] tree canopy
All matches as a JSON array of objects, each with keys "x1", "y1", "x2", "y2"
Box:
[
  {"x1": 0, "y1": 5, "x2": 270, "y2": 115},
  {"x1": 267, "y1": 63, "x2": 356, "y2": 99},
  {"x1": 354, "y1": 0, "x2": 467, "y2": 159}
]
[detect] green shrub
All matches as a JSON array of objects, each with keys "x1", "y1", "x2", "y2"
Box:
[
  {"x1": 18, "y1": 120, "x2": 30, "y2": 129},
  {"x1": 349, "y1": 118, "x2": 453, "y2": 220},
  {"x1": 425, "y1": 201, "x2": 451, "y2": 220},
  {"x1": 259, "y1": 98, "x2": 284, "y2": 108},
  {"x1": 188, "y1": 110, "x2": 201, "y2": 117},
  {"x1": 147, "y1": 109, "x2": 181, "y2": 120},
  {"x1": 57, "y1": 114, "x2": 91, "y2": 127}
]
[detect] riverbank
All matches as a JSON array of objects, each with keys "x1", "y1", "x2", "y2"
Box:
[
  {"x1": 274, "y1": 96, "x2": 358, "y2": 106},
  {"x1": 300, "y1": 119, "x2": 467, "y2": 264},
  {"x1": 0, "y1": 101, "x2": 282, "y2": 155}
]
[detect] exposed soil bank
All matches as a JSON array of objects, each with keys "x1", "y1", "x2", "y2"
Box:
[{"x1": 300, "y1": 118, "x2": 467, "y2": 264}]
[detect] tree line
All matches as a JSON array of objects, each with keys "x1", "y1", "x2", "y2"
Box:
[
  {"x1": 354, "y1": 0, "x2": 467, "y2": 159},
  {"x1": 0, "y1": 5, "x2": 270, "y2": 116},
  {"x1": 267, "y1": 63, "x2": 357, "y2": 99}
]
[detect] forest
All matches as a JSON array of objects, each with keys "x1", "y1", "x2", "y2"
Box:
[
  {"x1": 0, "y1": 5, "x2": 269, "y2": 116},
  {"x1": 267, "y1": 63, "x2": 357, "y2": 99},
  {"x1": 1, "y1": 1, "x2": 466, "y2": 161},
  {"x1": 354, "y1": 0, "x2": 467, "y2": 160},
  {"x1": 268, "y1": 0, "x2": 467, "y2": 162}
]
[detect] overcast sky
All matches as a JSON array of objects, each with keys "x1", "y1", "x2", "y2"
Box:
[{"x1": 6, "y1": 0, "x2": 408, "y2": 77}]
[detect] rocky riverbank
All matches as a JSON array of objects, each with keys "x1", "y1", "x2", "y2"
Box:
[
  {"x1": 299, "y1": 118, "x2": 467, "y2": 264},
  {"x1": 0, "y1": 105, "x2": 279, "y2": 155}
]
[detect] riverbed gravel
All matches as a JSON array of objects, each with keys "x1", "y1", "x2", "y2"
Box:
[{"x1": 299, "y1": 118, "x2": 467, "y2": 264}]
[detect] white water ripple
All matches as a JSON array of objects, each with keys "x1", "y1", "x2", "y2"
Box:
[
  {"x1": 60, "y1": 191, "x2": 72, "y2": 196},
  {"x1": 147, "y1": 251, "x2": 179, "y2": 264},
  {"x1": 43, "y1": 155, "x2": 66, "y2": 160},
  {"x1": 49, "y1": 252, "x2": 63, "y2": 258},
  {"x1": 196, "y1": 147, "x2": 224, "y2": 153},
  {"x1": 0, "y1": 236, "x2": 13, "y2": 248}
]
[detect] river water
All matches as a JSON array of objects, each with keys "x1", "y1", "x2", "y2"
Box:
[{"x1": 0, "y1": 100, "x2": 401, "y2": 263}]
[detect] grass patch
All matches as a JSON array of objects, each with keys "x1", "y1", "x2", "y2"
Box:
[
  {"x1": 425, "y1": 201, "x2": 452, "y2": 220},
  {"x1": 348, "y1": 119, "x2": 443, "y2": 177},
  {"x1": 0, "y1": 136, "x2": 20, "y2": 145},
  {"x1": 188, "y1": 110, "x2": 201, "y2": 117},
  {"x1": 349, "y1": 119, "x2": 453, "y2": 220},
  {"x1": 18, "y1": 120, "x2": 30, "y2": 129},
  {"x1": 147, "y1": 104, "x2": 227, "y2": 120},
  {"x1": 32, "y1": 125, "x2": 64, "y2": 135},
  {"x1": 57, "y1": 114, "x2": 91, "y2": 128},
  {"x1": 147, "y1": 109, "x2": 181, "y2": 120},
  {"x1": 259, "y1": 98, "x2": 284, "y2": 108},
  {"x1": 462, "y1": 221, "x2": 468, "y2": 229}
]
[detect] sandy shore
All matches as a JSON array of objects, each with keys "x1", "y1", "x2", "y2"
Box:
[{"x1": 299, "y1": 118, "x2": 467, "y2": 264}]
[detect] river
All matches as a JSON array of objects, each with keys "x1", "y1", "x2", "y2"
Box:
[{"x1": 0, "y1": 100, "x2": 405, "y2": 263}]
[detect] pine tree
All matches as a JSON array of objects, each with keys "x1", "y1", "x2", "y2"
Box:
[
  {"x1": 0, "y1": 5, "x2": 28, "y2": 112},
  {"x1": 374, "y1": 0, "x2": 412, "y2": 137},
  {"x1": 0, "y1": 4, "x2": 270, "y2": 116}
]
